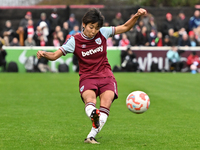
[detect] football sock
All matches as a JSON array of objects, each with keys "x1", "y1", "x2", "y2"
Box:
[
  {"x1": 87, "y1": 127, "x2": 98, "y2": 138},
  {"x1": 98, "y1": 106, "x2": 109, "y2": 132},
  {"x1": 85, "y1": 102, "x2": 96, "y2": 118},
  {"x1": 99, "y1": 106, "x2": 110, "y2": 116},
  {"x1": 87, "y1": 106, "x2": 109, "y2": 138}
]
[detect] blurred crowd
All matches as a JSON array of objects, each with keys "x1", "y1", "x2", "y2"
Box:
[
  {"x1": 0, "y1": 8, "x2": 81, "y2": 47},
  {"x1": 1, "y1": 9, "x2": 200, "y2": 47},
  {"x1": 106, "y1": 10, "x2": 200, "y2": 47},
  {"x1": 1, "y1": 8, "x2": 200, "y2": 73}
]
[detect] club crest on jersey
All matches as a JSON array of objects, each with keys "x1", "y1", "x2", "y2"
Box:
[
  {"x1": 95, "y1": 38, "x2": 102, "y2": 45},
  {"x1": 80, "y1": 85, "x2": 84, "y2": 92},
  {"x1": 81, "y1": 44, "x2": 86, "y2": 48}
]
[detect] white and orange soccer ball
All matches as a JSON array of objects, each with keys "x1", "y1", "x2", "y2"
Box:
[{"x1": 126, "y1": 91, "x2": 150, "y2": 114}]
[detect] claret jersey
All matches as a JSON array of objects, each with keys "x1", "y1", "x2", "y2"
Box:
[{"x1": 59, "y1": 27, "x2": 115, "y2": 81}]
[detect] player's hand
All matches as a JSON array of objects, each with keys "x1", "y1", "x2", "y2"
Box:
[
  {"x1": 37, "y1": 51, "x2": 45, "y2": 59},
  {"x1": 136, "y1": 8, "x2": 147, "y2": 17}
]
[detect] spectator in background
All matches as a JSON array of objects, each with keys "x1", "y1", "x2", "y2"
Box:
[
  {"x1": 39, "y1": 36, "x2": 47, "y2": 47},
  {"x1": 168, "y1": 28, "x2": 178, "y2": 45},
  {"x1": 52, "y1": 32, "x2": 60, "y2": 47},
  {"x1": 148, "y1": 16, "x2": 157, "y2": 32},
  {"x1": 107, "y1": 37, "x2": 114, "y2": 46},
  {"x1": 50, "y1": 25, "x2": 62, "y2": 45},
  {"x1": 162, "y1": 35, "x2": 172, "y2": 46},
  {"x1": 25, "y1": 19, "x2": 35, "y2": 39},
  {"x1": 53, "y1": 25, "x2": 62, "y2": 37},
  {"x1": 188, "y1": 30, "x2": 199, "y2": 47},
  {"x1": 50, "y1": 26, "x2": 61, "y2": 46},
  {"x1": 67, "y1": 13, "x2": 80, "y2": 31},
  {"x1": 121, "y1": 46, "x2": 139, "y2": 72},
  {"x1": 140, "y1": 12, "x2": 150, "y2": 29},
  {"x1": 178, "y1": 26, "x2": 187, "y2": 39},
  {"x1": 167, "y1": 44, "x2": 184, "y2": 72},
  {"x1": 24, "y1": 37, "x2": 36, "y2": 46},
  {"x1": 149, "y1": 28, "x2": 157, "y2": 46},
  {"x1": 175, "y1": 11, "x2": 189, "y2": 33},
  {"x1": 65, "y1": 25, "x2": 81, "y2": 41},
  {"x1": 136, "y1": 26, "x2": 149, "y2": 46},
  {"x1": 10, "y1": 37, "x2": 21, "y2": 46},
  {"x1": 189, "y1": 10, "x2": 200, "y2": 31},
  {"x1": 135, "y1": 20, "x2": 144, "y2": 32},
  {"x1": 19, "y1": 11, "x2": 33, "y2": 30},
  {"x1": 49, "y1": 8, "x2": 61, "y2": 35},
  {"x1": 39, "y1": 21, "x2": 49, "y2": 44},
  {"x1": 54, "y1": 25, "x2": 62, "y2": 33},
  {"x1": 37, "y1": 12, "x2": 50, "y2": 32},
  {"x1": 62, "y1": 22, "x2": 70, "y2": 39},
  {"x1": 186, "y1": 51, "x2": 200, "y2": 72},
  {"x1": 162, "y1": 13, "x2": 176, "y2": 37},
  {"x1": 66, "y1": 25, "x2": 81, "y2": 41},
  {"x1": 69, "y1": 25, "x2": 81, "y2": 36},
  {"x1": 33, "y1": 26, "x2": 43, "y2": 46},
  {"x1": 2, "y1": 20, "x2": 15, "y2": 45},
  {"x1": 126, "y1": 26, "x2": 137, "y2": 46},
  {"x1": 178, "y1": 33, "x2": 191, "y2": 46},
  {"x1": 155, "y1": 32, "x2": 163, "y2": 46},
  {"x1": 57, "y1": 31, "x2": 65, "y2": 45},
  {"x1": 140, "y1": 12, "x2": 157, "y2": 33},
  {"x1": 111, "y1": 12, "x2": 124, "y2": 26},
  {"x1": 118, "y1": 33, "x2": 130, "y2": 47},
  {"x1": 112, "y1": 33, "x2": 122, "y2": 46},
  {"x1": 0, "y1": 41, "x2": 7, "y2": 72}
]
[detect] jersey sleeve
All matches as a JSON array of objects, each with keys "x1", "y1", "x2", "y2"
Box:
[
  {"x1": 100, "y1": 27, "x2": 115, "y2": 39},
  {"x1": 59, "y1": 36, "x2": 75, "y2": 56}
]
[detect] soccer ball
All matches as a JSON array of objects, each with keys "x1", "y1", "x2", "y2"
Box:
[{"x1": 126, "y1": 91, "x2": 150, "y2": 114}]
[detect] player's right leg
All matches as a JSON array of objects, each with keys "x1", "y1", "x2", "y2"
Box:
[
  {"x1": 83, "y1": 90, "x2": 100, "y2": 128},
  {"x1": 82, "y1": 90, "x2": 100, "y2": 144}
]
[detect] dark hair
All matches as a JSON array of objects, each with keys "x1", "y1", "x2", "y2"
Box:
[
  {"x1": 82, "y1": 8, "x2": 104, "y2": 28},
  {"x1": 126, "y1": 45, "x2": 131, "y2": 51},
  {"x1": 192, "y1": 51, "x2": 196, "y2": 55}
]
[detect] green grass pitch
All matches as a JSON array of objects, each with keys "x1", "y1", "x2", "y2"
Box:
[{"x1": 0, "y1": 72, "x2": 200, "y2": 150}]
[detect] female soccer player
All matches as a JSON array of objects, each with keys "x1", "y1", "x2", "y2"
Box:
[{"x1": 37, "y1": 8, "x2": 147, "y2": 144}]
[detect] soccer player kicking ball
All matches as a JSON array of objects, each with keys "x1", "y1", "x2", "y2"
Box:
[{"x1": 37, "y1": 8, "x2": 147, "y2": 144}]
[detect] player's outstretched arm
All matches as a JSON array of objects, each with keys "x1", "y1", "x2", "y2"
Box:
[
  {"x1": 115, "y1": 8, "x2": 147, "y2": 35},
  {"x1": 37, "y1": 49, "x2": 63, "y2": 61}
]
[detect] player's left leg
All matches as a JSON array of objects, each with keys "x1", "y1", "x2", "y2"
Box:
[{"x1": 98, "y1": 90, "x2": 114, "y2": 132}]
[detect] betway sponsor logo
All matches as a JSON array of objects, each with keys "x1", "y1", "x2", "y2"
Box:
[{"x1": 82, "y1": 46, "x2": 103, "y2": 57}]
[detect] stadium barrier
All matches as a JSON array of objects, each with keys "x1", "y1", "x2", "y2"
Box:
[{"x1": 3, "y1": 46, "x2": 200, "y2": 72}]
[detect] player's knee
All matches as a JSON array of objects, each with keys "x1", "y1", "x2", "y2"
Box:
[
  {"x1": 100, "y1": 99, "x2": 112, "y2": 108},
  {"x1": 82, "y1": 90, "x2": 97, "y2": 104},
  {"x1": 100, "y1": 96, "x2": 113, "y2": 108},
  {"x1": 84, "y1": 97, "x2": 96, "y2": 104}
]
